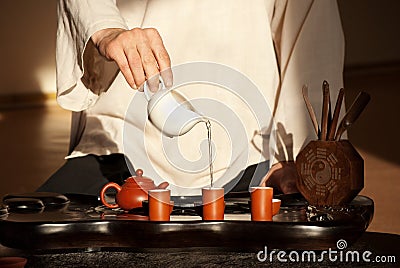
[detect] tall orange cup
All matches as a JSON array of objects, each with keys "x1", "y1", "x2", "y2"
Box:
[
  {"x1": 202, "y1": 187, "x2": 225, "y2": 220},
  {"x1": 250, "y1": 186, "x2": 273, "y2": 221},
  {"x1": 148, "y1": 189, "x2": 171, "y2": 221}
]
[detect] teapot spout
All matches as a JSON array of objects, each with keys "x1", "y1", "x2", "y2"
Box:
[{"x1": 156, "y1": 182, "x2": 170, "y2": 189}]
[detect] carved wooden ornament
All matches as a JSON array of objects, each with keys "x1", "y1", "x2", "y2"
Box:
[{"x1": 296, "y1": 140, "x2": 364, "y2": 206}]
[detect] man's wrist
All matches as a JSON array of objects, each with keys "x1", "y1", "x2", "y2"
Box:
[{"x1": 91, "y1": 28, "x2": 125, "y2": 47}]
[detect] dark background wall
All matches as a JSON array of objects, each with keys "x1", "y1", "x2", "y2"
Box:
[
  {"x1": 0, "y1": 1, "x2": 57, "y2": 96},
  {"x1": 338, "y1": 0, "x2": 400, "y2": 67}
]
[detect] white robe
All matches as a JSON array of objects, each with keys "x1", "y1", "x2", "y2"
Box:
[{"x1": 56, "y1": 0, "x2": 345, "y2": 196}]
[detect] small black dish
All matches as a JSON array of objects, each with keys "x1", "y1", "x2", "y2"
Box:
[
  {"x1": 3, "y1": 198, "x2": 45, "y2": 213},
  {"x1": 3, "y1": 192, "x2": 70, "y2": 208},
  {"x1": 0, "y1": 204, "x2": 8, "y2": 217}
]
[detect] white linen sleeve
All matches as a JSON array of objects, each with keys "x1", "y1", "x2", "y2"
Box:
[
  {"x1": 269, "y1": 0, "x2": 345, "y2": 164},
  {"x1": 56, "y1": 0, "x2": 129, "y2": 111}
]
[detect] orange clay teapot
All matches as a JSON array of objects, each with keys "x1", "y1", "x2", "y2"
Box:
[{"x1": 100, "y1": 169, "x2": 169, "y2": 211}]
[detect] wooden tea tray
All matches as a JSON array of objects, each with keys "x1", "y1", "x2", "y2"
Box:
[{"x1": 0, "y1": 193, "x2": 373, "y2": 251}]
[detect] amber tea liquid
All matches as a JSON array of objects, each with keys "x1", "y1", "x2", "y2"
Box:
[{"x1": 205, "y1": 120, "x2": 214, "y2": 187}]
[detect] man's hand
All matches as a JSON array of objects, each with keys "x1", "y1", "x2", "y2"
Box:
[
  {"x1": 91, "y1": 28, "x2": 172, "y2": 92},
  {"x1": 259, "y1": 161, "x2": 299, "y2": 194}
]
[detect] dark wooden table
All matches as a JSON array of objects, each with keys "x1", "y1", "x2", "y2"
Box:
[
  {"x1": 0, "y1": 193, "x2": 387, "y2": 267},
  {"x1": 0, "y1": 193, "x2": 374, "y2": 250}
]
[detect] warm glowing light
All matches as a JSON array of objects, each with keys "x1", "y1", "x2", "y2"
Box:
[{"x1": 35, "y1": 66, "x2": 56, "y2": 94}]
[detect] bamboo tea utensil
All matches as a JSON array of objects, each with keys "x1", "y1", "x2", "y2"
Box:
[
  {"x1": 302, "y1": 85, "x2": 319, "y2": 137},
  {"x1": 335, "y1": 91, "x2": 371, "y2": 141},
  {"x1": 320, "y1": 80, "x2": 330, "y2": 141},
  {"x1": 328, "y1": 88, "x2": 345, "y2": 140}
]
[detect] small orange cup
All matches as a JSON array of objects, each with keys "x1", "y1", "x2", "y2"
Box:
[
  {"x1": 250, "y1": 186, "x2": 273, "y2": 221},
  {"x1": 148, "y1": 189, "x2": 171, "y2": 221},
  {"x1": 202, "y1": 187, "x2": 225, "y2": 220},
  {"x1": 0, "y1": 257, "x2": 27, "y2": 268},
  {"x1": 272, "y1": 198, "x2": 281, "y2": 216}
]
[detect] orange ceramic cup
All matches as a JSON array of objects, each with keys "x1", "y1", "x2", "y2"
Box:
[
  {"x1": 272, "y1": 198, "x2": 281, "y2": 216},
  {"x1": 148, "y1": 189, "x2": 171, "y2": 221},
  {"x1": 250, "y1": 186, "x2": 273, "y2": 221},
  {"x1": 0, "y1": 257, "x2": 27, "y2": 268},
  {"x1": 202, "y1": 187, "x2": 225, "y2": 220}
]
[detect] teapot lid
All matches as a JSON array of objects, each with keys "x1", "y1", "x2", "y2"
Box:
[{"x1": 125, "y1": 169, "x2": 154, "y2": 183}]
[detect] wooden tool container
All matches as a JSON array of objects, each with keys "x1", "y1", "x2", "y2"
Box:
[
  {"x1": 296, "y1": 140, "x2": 364, "y2": 206},
  {"x1": 296, "y1": 81, "x2": 370, "y2": 206}
]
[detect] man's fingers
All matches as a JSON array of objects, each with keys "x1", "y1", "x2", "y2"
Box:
[
  {"x1": 125, "y1": 47, "x2": 146, "y2": 89},
  {"x1": 160, "y1": 67, "x2": 173, "y2": 89},
  {"x1": 259, "y1": 163, "x2": 282, "y2": 187},
  {"x1": 92, "y1": 27, "x2": 172, "y2": 91},
  {"x1": 151, "y1": 45, "x2": 172, "y2": 87},
  {"x1": 145, "y1": 28, "x2": 173, "y2": 88},
  {"x1": 137, "y1": 44, "x2": 160, "y2": 92},
  {"x1": 111, "y1": 49, "x2": 137, "y2": 89}
]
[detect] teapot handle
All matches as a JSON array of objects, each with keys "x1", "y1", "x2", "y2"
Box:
[{"x1": 100, "y1": 182, "x2": 122, "y2": 209}]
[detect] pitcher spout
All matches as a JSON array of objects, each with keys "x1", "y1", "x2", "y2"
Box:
[
  {"x1": 144, "y1": 78, "x2": 208, "y2": 137},
  {"x1": 178, "y1": 114, "x2": 208, "y2": 136}
]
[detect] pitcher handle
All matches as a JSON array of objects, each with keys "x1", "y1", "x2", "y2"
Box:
[
  {"x1": 100, "y1": 182, "x2": 122, "y2": 209},
  {"x1": 143, "y1": 77, "x2": 165, "y2": 101}
]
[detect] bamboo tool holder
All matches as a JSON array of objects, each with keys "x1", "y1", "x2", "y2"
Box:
[{"x1": 296, "y1": 81, "x2": 370, "y2": 206}]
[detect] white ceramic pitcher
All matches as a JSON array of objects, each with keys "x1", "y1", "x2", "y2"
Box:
[{"x1": 144, "y1": 79, "x2": 206, "y2": 137}]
